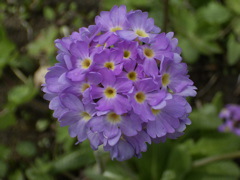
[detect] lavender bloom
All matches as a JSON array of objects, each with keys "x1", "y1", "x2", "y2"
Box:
[
  {"x1": 43, "y1": 5, "x2": 196, "y2": 161},
  {"x1": 219, "y1": 104, "x2": 240, "y2": 135}
]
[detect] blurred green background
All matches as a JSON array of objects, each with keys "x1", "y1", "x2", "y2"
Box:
[{"x1": 0, "y1": 0, "x2": 240, "y2": 179}]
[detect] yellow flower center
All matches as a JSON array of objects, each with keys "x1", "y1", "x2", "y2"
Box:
[
  {"x1": 104, "y1": 62, "x2": 115, "y2": 70},
  {"x1": 107, "y1": 112, "x2": 122, "y2": 123},
  {"x1": 135, "y1": 29, "x2": 149, "y2": 37},
  {"x1": 81, "y1": 112, "x2": 92, "y2": 121},
  {"x1": 151, "y1": 108, "x2": 161, "y2": 115},
  {"x1": 81, "y1": 58, "x2": 92, "y2": 69},
  {"x1": 135, "y1": 91, "x2": 146, "y2": 103},
  {"x1": 162, "y1": 73, "x2": 170, "y2": 87},
  {"x1": 144, "y1": 48, "x2": 155, "y2": 58},
  {"x1": 104, "y1": 87, "x2": 117, "y2": 99},
  {"x1": 127, "y1": 71, "x2": 137, "y2": 81},
  {"x1": 123, "y1": 50, "x2": 131, "y2": 59},
  {"x1": 110, "y1": 26, "x2": 123, "y2": 32},
  {"x1": 81, "y1": 83, "x2": 90, "y2": 92}
]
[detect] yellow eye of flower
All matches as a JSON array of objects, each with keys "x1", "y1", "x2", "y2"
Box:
[
  {"x1": 162, "y1": 73, "x2": 170, "y2": 87},
  {"x1": 123, "y1": 50, "x2": 131, "y2": 59},
  {"x1": 81, "y1": 112, "x2": 92, "y2": 121},
  {"x1": 127, "y1": 71, "x2": 137, "y2": 81},
  {"x1": 107, "y1": 112, "x2": 122, "y2": 123},
  {"x1": 151, "y1": 108, "x2": 161, "y2": 115},
  {"x1": 104, "y1": 87, "x2": 117, "y2": 99},
  {"x1": 81, "y1": 58, "x2": 92, "y2": 69},
  {"x1": 81, "y1": 83, "x2": 90, "y2": 92},
  {"x1": 135, "y1": 29, "x2": 149, "y2": 37},
  {"x1": 104, "y1": 62, "x2": 115, "y2": 70},
  {"x1": 135, "y1": 91, "x2": 146, "y2": 103},
  {"x1": 144, "y1": 48, "x2": 155, "y2": 58},
  {"x1": 110, "y1": 26, "x2": 123, "y2": 32}
]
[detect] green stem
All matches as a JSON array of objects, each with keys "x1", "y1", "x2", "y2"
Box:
[
  {"x1": 94, "y1": 150, "x2": 105, "y2": 174},
  {"x1": 192, "y1": 151, "x2": 240, "y2": 168}
]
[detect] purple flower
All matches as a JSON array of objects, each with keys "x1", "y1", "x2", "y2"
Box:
[
  {"x1": 219, "y1": 104, "x2": 240, "y2": 135},
  {"x1": 43, "y1": 5, "x2": 196, "y2": 161},
  {"x1": 117, "y1": 10, "x2": 160, "y2": 42},
  {"x1": 91, "y1": 70, "x2": 132, "y2": 114}
]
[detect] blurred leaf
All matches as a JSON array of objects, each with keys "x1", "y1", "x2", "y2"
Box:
[
  {"x1": 43, "y1": 7, "x2": 56, "y2": 21},
  {"x1": 186, "y1": 161, "x2": 240, "y2": 180},
  {"x1": 161, "y1": 170, "x2": 176, "y2": 180},
  {"x1": 165, "y1": 144, "x2": 191, "y2": 180},
  {"x1": 0, "y1": 161, "x2": 8, "y2": 178},
  {"x1": 0, "y1": 25, "x2": 16, "y2": 76},
  {"x1": 7, "y1": 80, "x2": 37, "y2": 107},
  {"x1": 211, "y1": 91, "x2": 223, "y2": 112},
  {"x1": 0, "y1": 144, "x2": 11, "y2": 160},
  {"x1": 26, "y1": 158, "x2": 53, "y2": 180},
  {"x1": 225, "y1": 0, "x2": 240, "y2": 15},
  {"x1": 189, "y1": 103, "x2": 221, "y2": 130},
  {"x1": 231, "y1": 17, "x2": 240, "y2": 36},
  {"x1": 55, "y1": 125, "x2": 75, "y2": 152},
  {"x1": 9, "y1": 170, "x2": 24, "y2": 180},
  {"x1": 27, "y1": 26, "x2": 58, "y2": 57},
  {"x1": 52, "y1": 148, "x2": 95, "y2": 173},
  {"x1": 178, "y1": 36, "x2": 199, "y2": 63},
  {"x1": 227, "y1": 34, "x2": 240, "y2": 65},
  {"x1": 197, "y1": 2, "x2": 231, "y2": 25},
  {"x1": 137, "y1": 143, "x2": 172, "y2": 180},
  {"x1": 84, "y1": 166, "x2": 109, "y2": 180},
  {"x1": 36, "y1": 119, "x2": 49, "y2": 132},
  {"x1": 16, "y1": 141, "x2": 37, "y2": 157},
  {"x1": 102, "y1": 161, "x2": 137, "y2": 180},
  {"x1": 189, "y1": 34, "x2": 222, "y2": 55},
  {"x1": 0, "y1": 108, "x2": 16, "y2": 130},
  {"x1": 190, "y1": 133, "x2": 240, "y2": 156},
  {"x1": 171, "y1": 8, "x2": 197, "y2": 35}
]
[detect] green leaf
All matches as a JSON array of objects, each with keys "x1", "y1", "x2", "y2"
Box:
[
  {"x1": 227, "y1": 34, "x2": 240, "y2": 65},
  {"x1": 231, "y1": 17, "x2": 240, "y2": 36},
  {"x1": 36, "y1": 119, "x2": 49, "y2": 132},
  {"x1": 0, "y1": 161, "x2": 8, "y2": 178},
  {"x1": 43, "y1": 7, "x2": 56, "y2": 21},
  {"x1": 7, "y1": 80, "x2": 37, "y2": 107},
  {"x1": 25, "y1": 157, "x2": 53, "y2": 180},
  {"x1": 211, "y1": 91, "x2": 223, "y2": 112},
  {"x1": 225, "y1": 0, "x2": 240, "y2": 15},
  {"x1": 189, "y1": 103, "x2": 221, "y2": 130},
  {"x1": 197, "y1": 2, "x2": 231, "y2": 25},
  {"x1": 16, "y1": 141, "x2": 37, "y2": 157},
  {"x1": 0, "y1": 25, "x2": 16, "y2": 76},
  {"x1": 27, "y1": 26, "x2": 58, "y2": 57},
  {"x1": 52, "y1": 149, "x2": 95, "y2": 173},
  {"x1": 178, "y1": 36, "x2": 199, "y2": 63},
  {"x1": 187, "y1": 161, "x2": 240, "y2": 180},
  {"x1": 166, "y1": 144, "x2": 192, "y2": 180},
  {"x1": 55, "y1": 125, "x2": 75, "y2": 152},
  {"x1": 190, "y1": 133, "x2": 240, "y2": 156},
  {"x1": 136, "y1": 143, "x2": 172, "y2": 180},
  {"x1": 0, "y1": 144, "x2": 11, "y2": 160},
  {"x1": 9, "y1": 170, "x2": 24, "y2": 180},
  {"x1": 0, "y1": 108, "x2": 16, "y2": 130}
]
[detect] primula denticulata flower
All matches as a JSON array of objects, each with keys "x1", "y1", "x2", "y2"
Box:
[
  {"x1": 219, "y1": 104, "x2": 240, "y2": 135},
  {"x1": 43, "y1": 5, "x2": 197, "y2": 161}
]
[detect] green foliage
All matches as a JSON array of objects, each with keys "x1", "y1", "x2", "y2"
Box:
[
  {"x1": 16, "y1": 141, "x2": 37, "y2": 157},
  {"x1": 227, "y1": 34, "x2": 240, "y2": 65},
  {"x1": 0, "y1": 25, "x2": 16, "y2": 76}
]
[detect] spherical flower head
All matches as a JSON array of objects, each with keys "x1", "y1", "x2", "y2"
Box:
[
  {"x1": 42, "y1": 5, "x2": 196, "y2": 161},
  {"x1": 219, "y1": 104, "x2": 240, "y2": 135}
]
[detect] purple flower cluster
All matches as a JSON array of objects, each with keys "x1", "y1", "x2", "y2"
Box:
[
  {"x1": 43, "y1": 5, "x2": 196, "y2": 161},
  {"x1": 219, "y1": 104, "x2": 240, "y2": 135}
]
